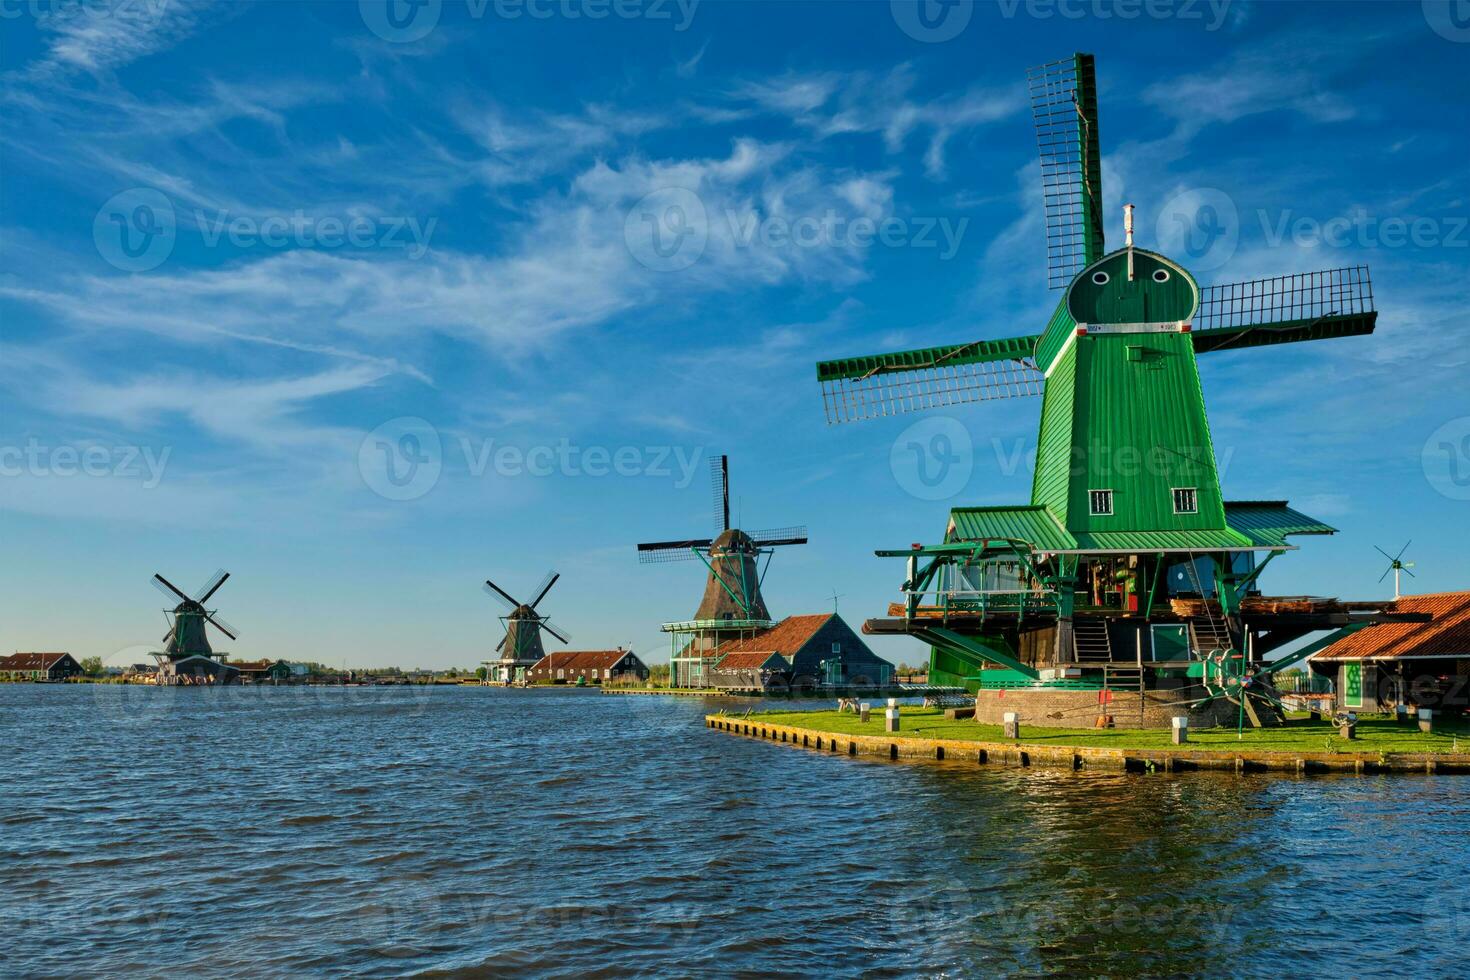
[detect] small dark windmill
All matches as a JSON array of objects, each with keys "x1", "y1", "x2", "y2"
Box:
[
  {"x1": 154, "y1": 569, "x2": 237, "y2": 659},
  {"x1": 483, "y1": 571, "x2": 567, "y2": 684},
  {"x1": 637, "y1": 455, "x2": 807, "y2": 624}
]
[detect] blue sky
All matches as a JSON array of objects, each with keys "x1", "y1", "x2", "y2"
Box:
[{"x1": 2, "y1": 0, "x2": 1467, "y2": 669}]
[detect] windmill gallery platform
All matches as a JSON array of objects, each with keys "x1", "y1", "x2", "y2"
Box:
[{"x1": 809, "y1": 53, "x2": 1437, "y2": 729}]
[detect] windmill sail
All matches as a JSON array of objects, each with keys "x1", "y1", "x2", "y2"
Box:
[
  {"x1": 816, "y1": 335, "x2": 1044, "y2": 424},
  {"x1": 1029, "y1": 53, "x2": 1104, "y2": 288},
  {"x1": 748, "y1": 526, "x2": 809, "y2": 547},
  {"x1": 1191, "y1": 266, "x2": 1376, "y2": 353},
  {"x1": 636, "y1": 538, "x2": 716, "y2": 563},
  {"x1": 711, "y1": 455, "x2": 730, "y2": 533}
]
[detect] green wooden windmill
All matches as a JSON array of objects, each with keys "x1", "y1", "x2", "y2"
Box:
[
  {"x1": 154, "y1": 569, "x2": 237, "y2": 659},
  {"x1": 816, "y1": 54, "x2": 1405, "y2": 727}
]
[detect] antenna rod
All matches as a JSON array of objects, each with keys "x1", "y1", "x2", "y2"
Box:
[{"x1": 1124, "y1": 203, "x2": 1135, "y2": 280}]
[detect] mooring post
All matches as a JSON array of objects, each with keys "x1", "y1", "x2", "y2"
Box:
[
  {"x1": 1340, "y1": 713, "x2": 1357, "y2": 740},
  {"x1": 1419, "y1": 708, "x2": 1434, "y2": 734},
  {"x1": 885, "y1": 703, "x2": 900, "y2": 733},
  {"x1": 1003, "y1": 711, "x2": 1020, "y2": 739},
  {"x1": 1396, "y1": 704, "x2": 1409, "y2": 725},
  {"x1": 860, "y1": 702, "x2": 871, "y2": 724},
  {"x1": 1171, "y1": 715, "x2": 1189, "y2": 745}
]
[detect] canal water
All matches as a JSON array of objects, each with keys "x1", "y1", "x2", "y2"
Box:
[{"x1": 2, "y1": 684, "x2": 1466, "y2": 977}]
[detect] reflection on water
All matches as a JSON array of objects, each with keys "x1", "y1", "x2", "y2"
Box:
[{"x1": 1, "y1": 685, "x2": 1465, "y2": 977}]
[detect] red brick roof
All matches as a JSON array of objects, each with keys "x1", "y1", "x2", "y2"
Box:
[
  {"x1": 1313, "y1": 592, "x2": 1470, "y2": 661},
  {"x1": 225, "y1": 659, "x2": 277, "y2": 671},
  {"x1": 713, "y1": 614, "x2": 833, "y2": 658},
  {"x1": 533, "y1": 650, "x2": 635, "y2": 672},
  {"x1": 714, "y1": 651, "x2": 789, "y2": 671},
  {"x1": 0, "y1": 652, "x2": 72, "y2": 670}
]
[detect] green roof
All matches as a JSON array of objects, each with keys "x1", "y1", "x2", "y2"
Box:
[
  {"x1": 946, "y1": 500, "x2": 1330, "y2": 554},
  {"x1": 1072, "y1": 528, "x2": 1256, "y2": 552},
  {"x1": 947, "y1": 506, "x2": 1074, "y2": 551},
  {"x1": 1223, "y1": 501, "x2": 1336, "y2": 548}
]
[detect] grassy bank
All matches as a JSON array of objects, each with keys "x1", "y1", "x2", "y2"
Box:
[{"x1": 734, "y1": 708, "x2": 1470, "y2": 755}]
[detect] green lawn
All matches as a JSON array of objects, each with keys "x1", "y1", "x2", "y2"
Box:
[{"x1": 735, "y1": 708, "x2": 1470, "y2": 755}]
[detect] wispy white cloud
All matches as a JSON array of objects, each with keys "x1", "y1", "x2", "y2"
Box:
[
  {"x1": 727, "y1": 65, "x2": 1022, "y2": 179},
  {"x1": 20, "y1": 0, "x2": 214, "y2": 76}
]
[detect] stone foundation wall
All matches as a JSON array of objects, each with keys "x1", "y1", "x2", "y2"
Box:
[{"x1": 973, "y1": 683, "x2": 1243, "y2": 730}]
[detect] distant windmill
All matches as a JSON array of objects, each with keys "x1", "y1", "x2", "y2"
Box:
[
  {"x1": 484, "y1": 571, "x2": 567, "y2": 683},
  {"x1": 154, "y1": 569, "x2": 237, "y2": 659},
  {"x1": 636, "y1": 455, "x2": 807, "y2": 623},
  {"x1": 1376, "y1": 542, "x2": 1416, "y2": 600}
]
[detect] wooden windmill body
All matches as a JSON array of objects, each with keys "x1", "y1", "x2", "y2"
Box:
[{"x1": 638, "y1": 456, "x2": 806, "y2": 688}]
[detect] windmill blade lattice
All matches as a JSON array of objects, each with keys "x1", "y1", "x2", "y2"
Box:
[
  {"x1": 204, "y1": 610, "x2": 238, "y2": 641},
  {"x1": 153, "y1": 573, "x2": 191, "y2": 605},
  {"x1": 1028, "y1": 53, "x2": 1104, "y2": 288},
  {"x1": 748, "y1": 526, "x2": 809, "y2": 547},
  {"x1": 483, "y1": 578, "x2": 521, "y2": 613},
  {"x1": 194, "y1": 569, "x2": 230, "y2": 604},
  {"x1": 818, "y1": 353, "x2": 1044, "y2": 424},
  {"x1": 636, "y1": 539, "x2": 714, "y2": 564},
  {"x1": 711, "y1": 455, "x2": 730, "y2": 533},
  {"x1": 1191, "y1": 266, "x2": 1376, "y2": 353},
  {"x1": 529, "y1": 571, "x2": 560, "y2": 610}
]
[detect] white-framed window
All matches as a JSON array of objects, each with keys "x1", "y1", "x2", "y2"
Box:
[
  {"x1": 1172, "y1": 487, "x2": 1198, "y2": 514},
  {"x1": 831, "y1": 642, "x2": 841, "y2": 654},
  {"x1": 1089, "y1": 489, "x2": 1114, "y2": 516}
]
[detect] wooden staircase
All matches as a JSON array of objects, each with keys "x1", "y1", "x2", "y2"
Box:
[
  {"x1": 1073, "y1": 618, "x2": 1114, "y2": 663},
  {"x1": 1188, "y1": 617, "x2": 1233, "y2": 655}
]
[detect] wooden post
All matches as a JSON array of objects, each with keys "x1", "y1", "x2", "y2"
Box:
[
  {"x1": 859, "y1": 703, "x2": 871, "y2": 724},
  {"x1": 1419, "y1": 708, "x2": 1434, "y2": 734},
  {"x1": 1003, "y1": 711, "x2": 1020, "y2": 739},
  {"x1": 1171, "y1": 715, "x2": 1189, "y2": 745},
  {"x1": 885, "y1": 706, "x2": 900, "y2": 733}
]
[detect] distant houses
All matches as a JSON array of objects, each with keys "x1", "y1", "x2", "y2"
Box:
[
  {"x1": 0, "y1": 652, "x2": 82, "y2": 682},
  {"x1": 701, "y1": 613, "x2": 893, "y2": 692},
  {"x1": 525, "y1": 649, "x2": 649, "y2": 685}
]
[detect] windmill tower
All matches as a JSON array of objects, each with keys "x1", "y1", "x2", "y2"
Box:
[
  {"x1": 1377, "y1": 542, "x2": 1416, "y2": 600},
  {"x1": 812, "y1": 53, "x2": 1396, "y2": 727},
  {"x1": 637, "y1": 455, "x2": 807, "y2": 687},
  {"x1": 152, "y1": 570, "x2": 240, "y2": 685},
  {"x1": 482, "y1": 572, "x2": 567, "y2": 684}
]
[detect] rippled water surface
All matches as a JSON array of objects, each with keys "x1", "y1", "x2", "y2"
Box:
[{"x1": 3, "y1": 684, "x2": 1468, "y2": 977}]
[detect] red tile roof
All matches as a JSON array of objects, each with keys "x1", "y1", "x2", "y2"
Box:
[
  {"x1": 1313, "y1": 592, "x2": 1470, "y2": 661},
  {"x1": 0, "y1": 652, "x2": 72, "y2": 671},
  {"x1": 533, "y1": 650, "x2": 636, "y2": 672},
  {"x1": 714, "y1": 651, "x2": 789, "y2": 671},
  {"x1": 713, "y1": 614, "x2": 833, "y2": 658}
]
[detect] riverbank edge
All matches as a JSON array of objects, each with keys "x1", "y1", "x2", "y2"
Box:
[{"x1": 703, "y1": 714, "x2": 1470, "y2": 774}]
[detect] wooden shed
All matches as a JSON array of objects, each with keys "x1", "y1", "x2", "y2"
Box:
[
  {"x1": 708, "y1": 650, "x2": 790, "y2": 691},
  {"x1": 712, "y1": 614, "x2": 893, "y2": 690},
  {"x1": 1311, "y1": 591, "x2": 1470, "y2": 716},
  {"x1": 526, "y1": 649, "x2": 649, "y2": 685}
]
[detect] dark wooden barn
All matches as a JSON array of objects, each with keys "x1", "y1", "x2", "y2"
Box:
[
  {"x1": 712, "y1": 614, "x2": 893, "y2": 690},
  {"x1": 526, "y1": 649, "x2": 649, "y2": 685},
  {"x1": 0, "y1": 652, "x2": 82, "y2": 682}
]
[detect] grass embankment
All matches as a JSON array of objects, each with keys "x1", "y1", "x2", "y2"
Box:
[{"x1": 739, "y1": 708, "x2": 1470, "y2": 754}]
